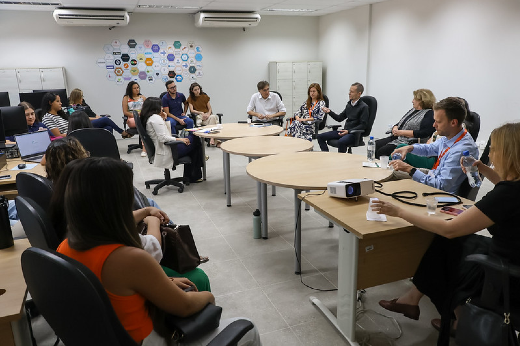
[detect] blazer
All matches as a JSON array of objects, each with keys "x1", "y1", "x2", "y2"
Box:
[{"x1": 145, "y1": 113, "x2": 177, "y2": 169}]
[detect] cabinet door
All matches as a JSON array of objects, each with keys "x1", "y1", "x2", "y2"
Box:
[
  {"x1": 307, "y1": 62, "x2": 322, "y2": 85},
  {"x1": 276, "y1": 63, "x2": 292, "y2": 80},
  {"x1": 40, "y1": 68, "x2": 66, "y2": 90},
  {"x1": 16, "y1": 69, "x2": 43, "y2": 92},
  {"x1": 292, "y1": 63, "x2": 307, "y2": 80},
  {"x1": 0, "y1": 69, "x2": 20, "y2": 106},
  {"x1": 276, "y1": 79, "x2": 292, "y2": 99},
  {"x1": 293, "y1": 78, "x2": 308, "y2": 95}
]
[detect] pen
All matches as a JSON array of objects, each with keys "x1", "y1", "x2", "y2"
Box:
[{"x1": 375, "y1": 163, "x2": 380, "y2": 168}]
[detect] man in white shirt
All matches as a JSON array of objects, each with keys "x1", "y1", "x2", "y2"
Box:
[{"x1": 246, "y1": 81, "x2": 286, "y2": 122}]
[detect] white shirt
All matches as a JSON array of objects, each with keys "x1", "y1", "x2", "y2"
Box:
[{"x1": 246, "y1": 92, "x2": 286, "y2": 122}]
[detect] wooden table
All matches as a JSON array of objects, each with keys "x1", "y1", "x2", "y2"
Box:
[
  {"x1": 247, "y1": 152, "x2": 393, "y2": 273},
  {"x1": 0, "y1": 159, "x2": 46, "y2": 199},
  {"x1": 194, "y1": 123, "x2": 283, "y2": 206},
  {"x1": 221, "y1": 136, "x2": 313, "y2": 238},
  {"x1": 0, "y1": 238, "x2": 31, "y2": 346},
  {"x1": 300, "y1": 180, "x2": 472, "y2": 344}
]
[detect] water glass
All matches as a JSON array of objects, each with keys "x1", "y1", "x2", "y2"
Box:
[
  {"x1": 425, "y1": 197, "x2": 438, "y2": 215},
  {"x1": 380, "y1": 156, "x2": 389, "y2": 169}
]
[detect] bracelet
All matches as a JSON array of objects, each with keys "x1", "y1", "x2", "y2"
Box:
[{"x1": 409, "y1": 168, "x2": 417, "y2": 177}]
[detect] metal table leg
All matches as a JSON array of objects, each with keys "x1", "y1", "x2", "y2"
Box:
[
  {"x1": 272, "y1": 185, "x2": 276, "y2": 196},
  {"x1": 261, "y1": 183, "x2": 268, "y2": 239},
  {"x1": 224, "y1": 152, "x2": 231, "y2": 206},
  {"x1": 201, "y1": 137, "x2": 206, "y2": 181},
  {"x1": 294, "y1": 189, "x2": 302, "y2": 274}
]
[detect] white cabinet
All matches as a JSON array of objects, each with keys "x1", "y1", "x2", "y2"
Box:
[
  {"x1": 269, "y1": 61, "x2": 322, "y2": 117},
  {"x1": 0, "y1": 68, "x2": 67, "y2": 106}
]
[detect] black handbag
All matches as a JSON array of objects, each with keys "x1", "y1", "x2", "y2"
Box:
[
  {"x1": 456, "y1": 260, "x2": 519, "y2": 346},
  {"x1": 0, "y1": 196, "x2": 14, "y2": 249},
  {"x1": 166, "y1": 303, "x2": 222, "y2": 342}
]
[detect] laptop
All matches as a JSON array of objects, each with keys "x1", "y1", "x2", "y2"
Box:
[{"x1": 14, "y1": 131, "x2": 51, "y2": 163}]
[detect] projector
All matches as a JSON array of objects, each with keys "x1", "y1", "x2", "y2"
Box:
[{"x1": 327, "y1": 179, "x2": 375, "y2": 199}]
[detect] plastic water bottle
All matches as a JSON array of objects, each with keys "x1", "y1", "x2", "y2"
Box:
[
  {"x1": 392, "y1": 152, "x2": 402, "y2": 161},
  {"x1": 253, "y1": 209, "x2": 261, "y2": 239},
  {"x1": 367, "y1": 136, "x2": 375, "y2": 161},
  {"x1": 461, "y1": 151, "x2": 482, "y2": 188}
]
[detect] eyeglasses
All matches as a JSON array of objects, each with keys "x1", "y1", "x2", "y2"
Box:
[
  {"x1": 261, "y1": 88, "x2": 270, "y2": 92},
  {"x1": 168, "y1": 86, "x2": 177, "y2": 90}
]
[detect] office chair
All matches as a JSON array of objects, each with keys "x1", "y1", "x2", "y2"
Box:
[
  {"x1": 457, "y1": 178, "x2": 480, "y2": 201},
  {"x1": 284, "y1": 94, "x2": 330, "y2": 140},
  {"x1": 15, "y1": 196, "x2": 59, "y2": 251},
  {"x1": 68, "y1": 128, "x2": 121, "y2": 160},
  {"x1": 0, "y1": 92, "x2": 9, "y2": 107},
  {"x1": 133, "y1": 111, "x2": 191, "y2": 194},
  {"x1": 247, "y1": 90, "x2": 285, "y2": 127},
  {"x1": 464, "y1": 111, "x2": 480, "y2": 141},
  {"x1": 16, "y1": 172, "x2": 53, "y2": 213},
  {"x1": 21, "y1": 247, "x2": 255, "y2": 346},
  {"x1": 325, "y1": 95, "x2": 378, "y2": 153}
]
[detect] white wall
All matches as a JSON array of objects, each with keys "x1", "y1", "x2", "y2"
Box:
[
  {"x1": 320, "y1": 0, "x2": 520, "y2": 142},
  {"x1": 0, "y1": 11, "x2": 319, "y2": 125}
]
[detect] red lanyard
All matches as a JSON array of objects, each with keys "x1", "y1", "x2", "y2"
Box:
[
  {"x1": 432, "y1": 129, "x2": 467, "y2": 170},
  {"x1": 308, "y1": 102, "x2": 317, "y2": 118}
]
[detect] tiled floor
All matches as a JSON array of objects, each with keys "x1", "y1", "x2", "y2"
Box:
[{"x1": 31, "y1": 135, "x2": 491, "y2": 345}]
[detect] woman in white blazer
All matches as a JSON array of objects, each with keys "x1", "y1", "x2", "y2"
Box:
[{"x1": 140, "y1": 97, "x2": 203, "y2": 183}]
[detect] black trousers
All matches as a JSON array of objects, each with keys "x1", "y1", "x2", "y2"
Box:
[{"x1": 375, "y1": 136, "x2": 397, "y2": 158}]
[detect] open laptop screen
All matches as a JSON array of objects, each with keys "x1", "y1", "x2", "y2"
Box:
[{"x1": 14, "y1": 131, "x2": 51, "y2": 158}]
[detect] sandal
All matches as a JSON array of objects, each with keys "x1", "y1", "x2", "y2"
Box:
[
  {"x1": 200, "y1": 256, "x2": 209, "y2": 263},
  {"x1": 121, "y1": 131, "x2": 134, "y2": 139}
]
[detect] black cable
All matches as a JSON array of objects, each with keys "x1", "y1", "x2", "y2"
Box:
[
  {"x1": 294, "y1": 191, "x2": 338, "y2": 292},
  {"x1": 375, "y1": 182, "x2": 462, "y2": 207}
]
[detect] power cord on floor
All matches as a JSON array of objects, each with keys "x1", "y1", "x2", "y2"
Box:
[{"x1": 294, "y1": 191, "x2": 338, "y2": 292}]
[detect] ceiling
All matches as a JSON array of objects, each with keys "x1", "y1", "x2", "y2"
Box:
[{"x1": 0, "y1": 0, "x2": 388, "y2": 16}]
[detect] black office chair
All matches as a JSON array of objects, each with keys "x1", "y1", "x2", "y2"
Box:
[
  {"x1": 326, "y1": 95, "x2": 378, "y2": 153},
  {"x1": 68, "y1": 128, "x2": 121, "y2": 160},
  {"x1": 123, "y1": 107, "x2": 141, "y2": 154},
  {"x1": 284, "y1": 94, "x2": 330, "y2": 139},
  {"x1": 464, "y1": 111, "x2": 481, "y2": 141},
  {"x1": 15, "y1": 196, "x2": 59, "y2": 251},
  {"x1": 247, "y1": 90, "x2": 285, "y2": 127},
  {"x1": 0, "y1": 92, "x2": 9, "y2": 107},
  {"x1": 21, "y1": 247, "x2": 254, "y2": 346},
  {"x1": 16, "y1": 172, "x2": 53, "y2": 213},
  {"x1": 133, "y1": 111, "x2": 191, "y2": 194},
  {"x1": 457, "y1": 177, "x2": 480, "y2": 201}
]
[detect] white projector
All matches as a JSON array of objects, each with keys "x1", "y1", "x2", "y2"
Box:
[{"x1": 327, "y1": 179, "x2": 375, "y2": 199}]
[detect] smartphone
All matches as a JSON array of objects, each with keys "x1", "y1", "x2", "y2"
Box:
[
  {"x1": 435, "y1": 196, "x2": 459, "y2": 203},
  {"x1": 463, "y1": 204, "x2": 473, "y2": 210},
  {"x1": 440, "y1": 206, "x2": 464, "y2": 216},
  {"x1": 183, "y1": 285, "x2": 196, "y2": 292}
]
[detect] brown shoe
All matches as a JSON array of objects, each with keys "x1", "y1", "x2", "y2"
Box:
[
  {"x1": 379, "y1": 299, "x2": 420, "y2": 320},
  {"x1": 431, "y1": 318, "x2": 456, "y2": 338},
  {"x1": 121, "y1": 131, "x2": 134, "y2": 138}
]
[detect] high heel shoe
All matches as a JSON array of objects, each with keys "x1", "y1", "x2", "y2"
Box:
[{"x1": 379, "y1": 299, "x2": 420, "y2": 320}]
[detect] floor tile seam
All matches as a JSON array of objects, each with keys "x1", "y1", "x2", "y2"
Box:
[{"x1": 257, "y1": 281, "x2": 293, "y2": 329}]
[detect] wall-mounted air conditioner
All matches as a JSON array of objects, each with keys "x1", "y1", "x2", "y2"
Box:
[
  {"x1": 194, "y1": 12, "x2": 261, "y2": 28},
  {"x1": 53, "y1": 9, "x2": 130, "y2": 26}
]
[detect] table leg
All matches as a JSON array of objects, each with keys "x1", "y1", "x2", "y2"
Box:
[
  {"x1": 294, "y1": 189, "x2": 302, "y2": 274},
  {"x1": 222, "y1": 152, "x2": 227, "y2": 194},
  {"x1": 261, "y1": 183, "x2": 268, "y2": 239},
  {"x1": 310, "y1": 228, "x2": 359, "y2": 345},
  {"x1": 224, "y1": 152, "x2": 231, "y2": 207},
  {"x1": 201, "y1": 137, "x2": 206, "y2": 181},
  {"x1": 256, "y1": 181, "x2": 262, "y2": 210},
  {"x1": 271, "y1": 185, "x2": 276, "y2": 196}
]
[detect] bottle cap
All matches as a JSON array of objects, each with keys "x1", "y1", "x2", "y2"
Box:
[
  {"x1": 369, "y1": 136, "x2": 374, "y2": 140},
  {"x1": 253, "y1": 209, "x2": 260, "y2": 216},
  {"x1": 462, "y1": 150, "x2": 469, "y2": 156}
]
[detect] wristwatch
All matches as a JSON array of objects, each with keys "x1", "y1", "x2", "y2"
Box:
[{"x1": 409, "y1": 168, "x2": 417, "y2": 177}]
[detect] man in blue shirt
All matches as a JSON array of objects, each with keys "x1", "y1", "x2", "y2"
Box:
[
  {"x1": 389, "y1": 97, "x2": 478, "y2": 194},
  {"x1": 161, "y1": 80, "x2": 194, "y2": 132}
]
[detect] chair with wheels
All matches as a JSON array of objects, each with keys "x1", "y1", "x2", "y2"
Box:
[
  {"x1": 123, "y1": 112, "x2": 141, "y2": 154},
  {"x1": 69, "y1": 128, "x2": 121, "y2": 160},
  {"x1": 16, "y1": 172, "x2": 53, "y2": 212},
  {"x1": 21, "y1": 247, "x2": 255, "y2": 346},
  {"x1": 133, "y1": 111, "x2": 191, "y2": 195},
  {"x1": 15, "y1": 196, "x2": 60, "y2": 251},
  {"x1": 284, "y1": 94, "x2": 330, "y2": 139},
  {"x1": 464, "y1": 111, "x2": 480, "y2": 142},
  {"x1": 457, "y1": 177, "x2": 480, "y2": 201},
  {"x1": 325, "y1": 95, "x2": 378, "y2": 153},
  {"x1": 246, "y1": 91, "x2": 285, "y2": 127}
]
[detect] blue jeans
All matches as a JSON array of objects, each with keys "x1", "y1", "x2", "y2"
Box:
[
  {"x1": 91, "y1": 117, "x2": 125, "y2": 134},
  {"x1": 317, "y1": 131, "x2": 357, "y2": 153},
  {"x1": 166, "y1": 115, "x2": 194, "y2": 134}
]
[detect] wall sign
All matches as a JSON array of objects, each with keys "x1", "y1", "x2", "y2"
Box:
[{"x1": 97, "y1": 39, "x2": 204, "y2": 84}]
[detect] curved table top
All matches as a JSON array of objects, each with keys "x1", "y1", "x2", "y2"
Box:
[
  {"x1": 247, "y1": 152, "x2": 393, "y2": 190},
  {"x1": 220, "y1": 136, "x2": 313, "y2": 158},
  {"x1": 193, "y1": 123, "x2": 283, "y2": 140}
]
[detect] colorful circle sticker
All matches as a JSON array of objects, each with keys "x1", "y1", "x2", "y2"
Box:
[
  {"x1": 143, "y1": 40, "x2": 152, "y2": 48},
  {"x1": 161, "y1": 76, "x2": 169, "y2": 83},
  {"x1": 130, "y1": 67, "x2": 139, "y2": 75},
  {"x1": 174, "y1": 58, "x2": 182, "y2": 66},
  {"x1": 115, "y1": 59, "x2": 121, "y2": 66},
  {"x1": 145, "y1": 58, "x2": 154, "y2": 66},
  {"x1": 116, "y1": 76, "x2": 124, "y2": 85},
  {"x1": 121, "y1": 54, "x2": 130, "y2": 62},
  {"x1": 167, "y1": 54, "x2": 175, "y2": 62},
  {"x1": 181, "y1": 46, "x2": 189, "y2": 53},
  {"x1": 181, "y1": 62, "x2": 189, "y2": 69},
  {"x1": 112, "y1": 51, "x2": 121, "y2": 57},
  {"x1": 106, "y1": 72, "x2": 116, "y2": 81},
  {"x1": 145, "y1": 67, "x2": 154, "y2": 75},
  {"x1": 175, "y1": 75, "x2": 183, "y2": 82},
  {"x1": 147, "y1": 75, "x2": 155, "y2": 83},
  {"x1": 144, "y1": 50, "x2": 153, "y2": 58},
  {"x1": 111, "y1": 40, "x2": 121, "y2": 48},
  {"x1": 137, "y1": 54, "x2": 146, "y2": 62},
  {"x1": 160, "y1": 58, "x2": 168, "y2": 66},
  {"x1": 168, "y1": 63, "x2": 175, "y2": 69},
  {"x1": 188, "y1": 58, "x2": 196, "y2": 66},
  {"x1": 114, "y1": 67, "x2": 124, "y2": 76},
  {"x1": 188, "y1": 66, "x2": 196, "y2": 74},
  {"x1": 103, "y1": 44, "x2": 114, "y2": 54},
  {"x1": 131, "y1": 76, "x2": 139, "y2": 82},
  {"x1": 167, "y1": 45, "x2": 174, "y2": 53},
  {"x1": 127, "y1": 39, "x2": 137, "y2": 48},
  {"x1": 195, "y1": 53, "x2": 203, "y2": 61},
  {"x1": 189, "y1": 75, "x2": 197, "y2": 82},
  {"x1": 159, "y1": 50, "x2": 167, "y2": 58},
  {"x1": 181, "y1": 54, "x2": 189, "y2": 61},
  {"x1": 195, "y1": 46, "x2": 202, "y2": 53},
  {"x1": 151, "y1": 44, "x2": 160, "y2": 53},
  {"x1": 130, "y1": 59, "x2": 138, "y2": 66},
  {"x1": 173, "y1": 41, "x2": 182, "y2": 49},
  {"x1": 168, "y1": 70, "x2": 177, "y2": 78},
  {"x1": 123, "y1": 63, "x2": 130, "y2": 70},
  {"x1": 138, "y1": 71, "x2": 147, "y2": 80}
]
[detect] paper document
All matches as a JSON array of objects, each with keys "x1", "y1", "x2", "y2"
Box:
[{"x1": 362, "y1": 162, "x2": 379, "y2": 168}]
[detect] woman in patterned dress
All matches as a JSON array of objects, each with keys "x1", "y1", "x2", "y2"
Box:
[{"x1": 287, "y1": 83, "x2": 325, "y2": 141}]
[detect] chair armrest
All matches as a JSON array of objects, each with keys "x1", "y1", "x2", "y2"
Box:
[
  {"x1": 165, "y1": 140, "x2": 183, "y2": 165},
  {"x1": 466, "y1": 254, "x2": 520, "y2": 278},
  {"x1": 217, "y1": 113, "x2": 223, "y2": 124},
  {"x1": 207, "y1": 319, "x2": 255, "y2": 346}
]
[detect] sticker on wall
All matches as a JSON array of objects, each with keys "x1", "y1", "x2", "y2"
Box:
[
  {"x1": 189, "y1": 75, "x2": 197, "y2": 82},
  {"x1": 97, "y1": 39, "x2": 205, "y2": 85},
  {"x1": 131, "y1": 76, "x2": 139, "y2": 82},
  {"x1": 162, "y1": 76, "x2": 169, "y2": 83}
]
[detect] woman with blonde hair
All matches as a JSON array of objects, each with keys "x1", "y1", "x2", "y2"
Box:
[
  {"x1": 287, "y1": 83, "x2": 325, "y2": 141},
  {"x1": 375, "y1": 89, "x2": 436, "y2": 158},
  {"x1": 372, "y1": 122, "x2": 520, "y2": 344}
]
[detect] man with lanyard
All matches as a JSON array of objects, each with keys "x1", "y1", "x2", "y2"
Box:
[
  {"x1": 317, "y1": 82, "x2": 369, "y2": 153},
  {"x1": 162, "y1": 80, "x2": 194, "y2": 132},
  {"x1": 389, "y1": 97, "x2": 478, "y2": 194},
  {"x1": 246, "y1": 81, "x2": 286, "y2": 122}
]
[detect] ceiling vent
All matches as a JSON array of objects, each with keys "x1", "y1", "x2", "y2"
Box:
[
  {"x1": 194, "y1": 12, "x2": 261, "y2": 28},
  {"x1": 53, "y1": 9, "x2": 130, "y2": 26}
]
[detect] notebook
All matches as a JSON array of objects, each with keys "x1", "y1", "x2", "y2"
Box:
[{"x1": 14, "y1": 131, "x2": 51, "y2": 163}]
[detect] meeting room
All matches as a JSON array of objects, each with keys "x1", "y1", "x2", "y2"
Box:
[{"x1": 1, "y1": 0, "x2": 520, "y2": 345}]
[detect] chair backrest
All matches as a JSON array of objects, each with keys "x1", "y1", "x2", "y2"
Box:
[
  {"x1": 0, "y1": 92, "x2": 9, "y2": 107},
  {"x1": 457, "y1": 177, "x2": 480, "y2": 201},
  {"x1": 271, "y1": 90, "x2": 282, "y2": 101},
  {"x1": 133, "y1": 111, "x2": 156, "y2": 163},
  {"x1": 464, "y1": 111, "x2": 480, "y2": 141},
  {"x1": 68, "y1": 128, "x2": 121, "y2": 160},
  {"x1": 16, "y1": 172, "x2": 53, "y2": 212},
  {"x1": 21, "y1": 247, "x2": 139, "y2": 346},
  {"x1": 359, "y1": 96, "x2": 378, "y2": 137},
  {"x1": 159, "y1": 91, "x2": 167, "y2": 100},
  {"x1": 317, "y1": 95, "x2": 330, "y2": 131},
  {"x1": 15, "y1": 196, "x2": 60, "y2": 250}
]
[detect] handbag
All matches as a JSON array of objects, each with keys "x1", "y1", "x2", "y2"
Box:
[
  {"x1": 456, "y1": 260, "x2": 519, "y2": 346},
  {"x1": 0, "y1": 196, "x2": 13, "y2": 249},
  {"x1": 166, "y1": 303, "x2": 222, "y2": 342},
  {"x1": 139, "y1": 223, "x2": 201, "y2": 274}
]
